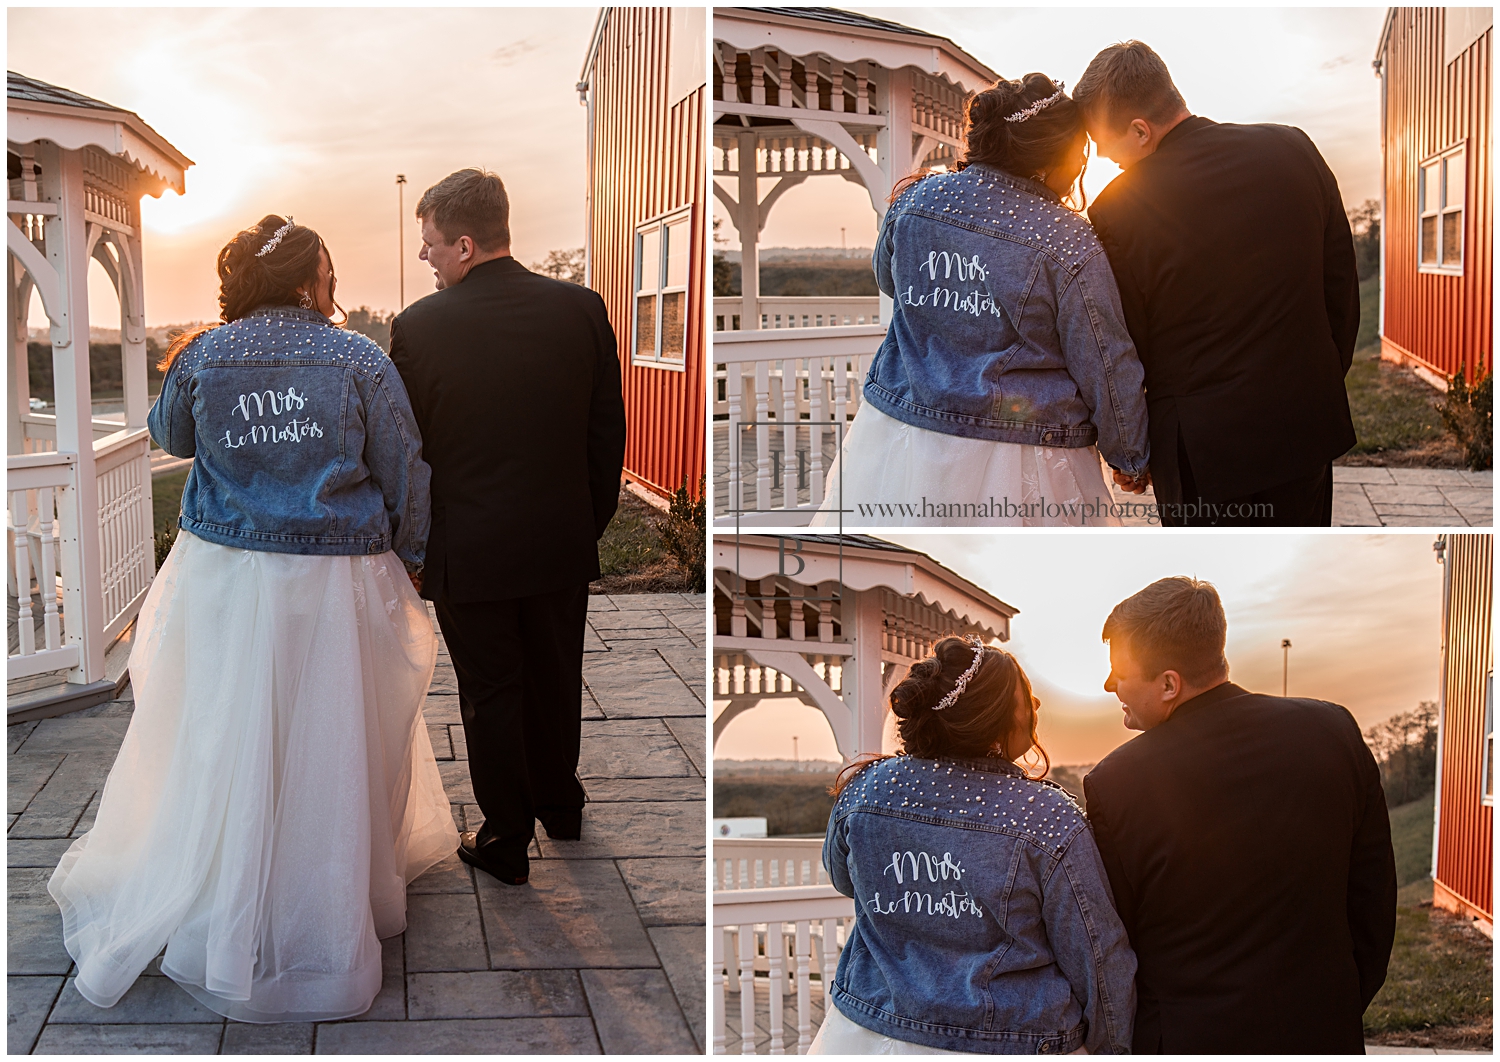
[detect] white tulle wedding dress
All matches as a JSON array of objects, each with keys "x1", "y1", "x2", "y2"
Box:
[{"x1": 48, "y1": 530, "x2": 459, "y2": 1022}]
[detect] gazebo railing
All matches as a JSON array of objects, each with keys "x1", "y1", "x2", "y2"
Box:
[
  {"x1": 713, "y1": 884, "x2": 854, "y2": 1055},
  {"x1": 715, "y1": 837, "x2": 828, "y2": 891},
  {"x1": 714, "y1": 296, "x2": 880, "y2": 333},
  {"x1": 712, "y1": 325, "x2": 884, "y2": 524}
]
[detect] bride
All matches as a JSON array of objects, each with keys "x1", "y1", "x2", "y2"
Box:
[
  {"x1": 47, "y1": 215, "x2": 458, "y2": 1022},
  {"x1": 813, "y1": 73, "x2": 1151, "y2": 528}
]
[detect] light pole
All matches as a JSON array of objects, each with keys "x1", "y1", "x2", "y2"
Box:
[
  {"x1": 1281, "y1": 639, "x2": 1292, "y2": 697},
  {"x1": 396, "y1": 174, "x2": 408, "y2": 309}
]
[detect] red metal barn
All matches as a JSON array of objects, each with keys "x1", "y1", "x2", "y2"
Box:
[
  {"x1": 1432, "y1": 533, "x2": 1492, "y2": 934},
  {"x1": 579, "y1": 7, "x2": 707, "y2": 501},
  {"x1": 1374, "y1": 9, "x2": 1493, "y2": 386}
]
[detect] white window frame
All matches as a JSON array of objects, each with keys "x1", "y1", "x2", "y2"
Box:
[
  {"x1": 631, "y1": 206, "x2": 693, "y2": 371},
  {"x1": 1483, "y1": 671, "x2": 1494, "y2": 807},
  {"x1": 1418, "y1": 142, "x2": 1466, "y2": 275}
]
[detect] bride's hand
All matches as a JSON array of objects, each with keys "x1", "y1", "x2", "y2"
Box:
[
  {"x1": 1112, "y1": 469, "x2": 1150, "y2": 495},
  {"x1": 408, "y1": 570, "x2": 424, "y2": 594}
]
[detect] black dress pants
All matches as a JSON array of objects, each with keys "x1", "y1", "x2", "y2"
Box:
[
  {"x1": 434, "y1": 583, "x2": 589, "y2": 847},
  {"x1": 1163, "y1": 432, "x2": 1334, "y2": 527}
]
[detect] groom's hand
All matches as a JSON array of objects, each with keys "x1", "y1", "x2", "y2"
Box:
[{"x1": 408, "y1": 570, "x2": 424, "y2": 594}]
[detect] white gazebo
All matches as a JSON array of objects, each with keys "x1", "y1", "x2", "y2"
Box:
[
  {"x1": 8, "y1": 71, "x2": 192, "y2": 718},
  {"x1": 712, "y1": 533, "x2": 1017, "y2": 761},
  {"x1": 712, "y1": 8, "x2": 998, "y2": 523}
]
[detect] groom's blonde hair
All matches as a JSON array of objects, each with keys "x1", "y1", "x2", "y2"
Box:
[
  {"x1": 1103, "y1": 576, "x2": 1228, "y2": 684},
  {"x1": 417, "y1": 168, "x2": 510, "y2": 252}
]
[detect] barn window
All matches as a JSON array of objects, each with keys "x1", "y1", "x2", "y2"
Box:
[
  {"x1": 1418, "y1": 144, "x2": 1466, "y2": 275},
  {"x1": 633, "y1": 207, "x2": 693, "y2": 369},
  {"x1": 1484, "y1": 671, "x2": 1494, "y2": 807}
]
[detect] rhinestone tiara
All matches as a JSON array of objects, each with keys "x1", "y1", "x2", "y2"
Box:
[
  {"x1": 255, "y1": 217, "x2": 295, "y2": 257},
  {"x1": 932, "y1": 635, "x2": 987, "y2": 711},
  {"x1": 1004, "y1": 81, "x2": 1065, "y2": 124}
]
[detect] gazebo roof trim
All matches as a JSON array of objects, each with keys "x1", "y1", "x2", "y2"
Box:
[
  {"x1": 7, "y1": 70, "x2": 193, "y2": 194},
  {"x1": 736, "y1": 7, "x2": 945, "y2": 42}
]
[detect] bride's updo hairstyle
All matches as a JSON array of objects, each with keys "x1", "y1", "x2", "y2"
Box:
[
  {"x1": 159, "y1": 215, "x2": 343, "y2": 369},
  {"x1": 831, "y1": 636, "x2": 1049, "y2": 795},
  {"x1": 890, "y1": 72, "x2": 1088, "y2": 211},
  {"x1": 962, "y1": 74, "x2": 1086, "y2": 192}
]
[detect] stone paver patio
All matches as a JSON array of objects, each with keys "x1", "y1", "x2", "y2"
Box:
[
  {"x1": 8, "y1": 593, "x2": 706, "y2": 1055},
  {"x1": 1331, "y1": 466, "x2": 1491, "y2": 527}
]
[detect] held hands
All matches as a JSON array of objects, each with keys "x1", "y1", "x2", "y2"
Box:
[
  {"x1": 408, "y1": 570, "x2": 424, "y2": 594},
  {"x1": 1111, "y1": 468, "x2": 1152, "y2": 495}
]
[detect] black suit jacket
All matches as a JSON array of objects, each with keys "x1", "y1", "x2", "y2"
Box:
[
  {"x1": 390, "y1": 257, "x2": 626, "y2": 602},
  {"x1": 1088, "y1": 117, "x2": 1360, "y2": 502},
  {"x1": 1084, "y1": 683, "x2": 1396, "y2": 1054}
]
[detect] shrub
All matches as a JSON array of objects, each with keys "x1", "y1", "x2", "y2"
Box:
[
  {"x1": 660, "y1": 476, "x2": 706, "y2": 590},
  {"x1": 154, "y1": 526, "x2": 178, "y2": 571},
  {"x1": 1437, "y1": 364, "x2": 1492, "y2": 470}
]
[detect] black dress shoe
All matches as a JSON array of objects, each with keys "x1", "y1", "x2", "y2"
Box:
[
  {"x1": 539, "y1": 809, "x2": 583, "y2": 841},
  {"x1": 457, "y1": 831, "x2": 529, "y2": 886}
]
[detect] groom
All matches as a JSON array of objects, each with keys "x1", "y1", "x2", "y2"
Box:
[
  {"x1": 1084, "y1": 577, "x2": 1396, "y2": 1052},
  {"x1": 1076, "y1": 42, "x2": 1360, "y2": 526},
  {"x1": 390, "y1": 168, "x2": 626, "y2": 885}
]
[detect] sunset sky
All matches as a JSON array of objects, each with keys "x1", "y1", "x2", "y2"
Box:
[
  {"x1": 714, "y1": 6, "x2": 1388, "y2": 251},
  {"x1": 10, "y1": 7, "x2": 598, "y2": 327},
  {"x1": 714, "y1": 533, "x2": 1445, "y2": 766}
]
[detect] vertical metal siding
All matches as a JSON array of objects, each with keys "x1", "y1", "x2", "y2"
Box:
[
  {"x1": 1435, "y1": 533, "x2": 1492, "y2": 920},
  {"x1": 588, "y1": 8, "x2": 707, "y2": 499},
  {"x1": 1380, "y1": 10, "x2": 1492, "y2": 381}
]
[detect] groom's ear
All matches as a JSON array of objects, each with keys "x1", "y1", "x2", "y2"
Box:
[{"x1": 1158, "y1": 668, "x2": 1184, "y2": 699}]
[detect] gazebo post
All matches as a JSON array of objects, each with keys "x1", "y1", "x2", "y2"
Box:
[
  {"x1": 736, "y1": 129, "x2": 760, "y2": 330},
  {"x1": 844, "y1": 589, "x2": 888, "y2": 758},
  {"x1": 7, "y1": 254, "x2": 30, "y2": 455},
  {"x1": 38, "y1": 140, "x2": 107, "y2": 684}
]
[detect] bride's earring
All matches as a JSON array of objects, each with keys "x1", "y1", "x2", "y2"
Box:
[{"x1": 299, "y1": 290, "x2": 314, "y2": 309}]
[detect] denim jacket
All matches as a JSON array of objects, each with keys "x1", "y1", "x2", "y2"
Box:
[
  {"x1": 866, "y1": 164, "x2": 1149, "y2": 476},
  {"x1": 148, "y1": 306, "x2": 430, "y2": 569},
  {"x1": 823, "y1": 755, "x2": 1137, "y2": 1054}
]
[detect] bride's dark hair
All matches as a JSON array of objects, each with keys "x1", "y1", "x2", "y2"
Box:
[
  {"x1": 159, "y1": 215, "x2": 344, "y2": 370},
  {"x1": 891, "y1": 72, "x2": 1089, "y2": 212},
  {"x1": 831, "y1": 637, "x2": 1049, "y2": 795}
]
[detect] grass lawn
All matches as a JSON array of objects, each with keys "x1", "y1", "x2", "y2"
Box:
[
  {"x1": 1342, "y1": 277, "x2": 1463, "y2": 466},
  {"x1": 153, "y1": 467, "x2": 189, "y2": 538},
  {"x1": 1364, "y1": 790, "x2": 1491, "y2": 1049}
]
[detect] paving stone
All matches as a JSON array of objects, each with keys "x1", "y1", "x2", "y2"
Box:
[
  {"x1": 422, "y1": 693, "x2": 461, "y2": 724},
  {"x1": 584, "y1": 651, "x2": 704, "y2": 718},
  {"x1": 1388, "y1": 468, "x2": 1472, "y2": 486},
  {"x1": 1364, "y1": 484, "x2": 1451, "y2": 506},
  {"x1": 34, "y1": 1022, "x2": 224, "y2": 1053},
  {"x1": 345, "y1": 934, "x2": 405, "y2": 1021},
  {"x1": 450, "y1": 725, "x2": 468, "y2": 760},
  {"x1": 579, "y1": 721, "x2": 693, "y2": 779},
  {"x1": 586, "y1": 595, "x2": 619, "y2": 612},
  {"x1": 10, "y1": 752, "x2": 116, "y2": 839},
  {"x1": 19, "y1": 717, "x2": 130, "y2": 754},
  {"x1": 588, "y1": 610, "x2": 677, "y2": 631},
  {"x1": 50, "y1": 973, "x2": 221, "y2": 1023},
  {"x1": 427, "y1": 724, "x2": 453, "y2": 760},
  {"x1": 584, "y1": 777, "x2": 705, "y2": 803},
  {"x1": 1459, "y1": 469, "x2": 1492, "y2": 487},
  {"x1": 7, "y1": 838, "x2": 73, "y2": 868},
  {"x1": 664, "y1": 715, "x2": 706, "y2": 775},
  {"x1": 437, "y1": 761, "x2": 475, "y2": 804},
  {"x1": 1439, "y1": 486, "x2": 1493, "y2": 507},
  {"x1": 1380, "y1": 514, "x2": 1462, "y2": 527},
  {"x1": 598, "y1": 628, "x2": 696, "y2": 646},
  {"x1": 582, "y1": 624, "x2": 609, "y2": 653},
  {"x1": 9, "y1": 753, "x2": 63, "y2": 814},
  {"x1": 71, "y1": 791, "x2": 100, "y2": 836},
  {"x1": 405, "y1": 969, "x2": 587, "y2": 1020},
  {"x1": 580, "y1": 968, "x2": 699, "y2": 1054},
  {"x1": 9, "y1": 870, "x2": 73, "y2": 975},
  {"x1": 408, "y1": 848, "x2": 473, "y2": 894},
  {"x1": 8, "y1": 975, "x2": 63, "y2": 1054},
  {"x1": 656, "y1": 646, "x2": 706, "y2": 700},
  {"x1": 614, "y1": 593, "x2": 697, "y2": 610},
  {"x1": 315, "y1": 1016, "x2": 599, "y2": 1054},
  {"x1": 221, "y1": 1021, "x2": 314, "y2": 1053},
  {"x1": 580, "y1": 687, "x2": 606, "y2": 720},
  {"x1": 427, "y1": 665, "x2": 459, "y2": 694},
  {"x1": 536, "y1": 800, "x2": 703, "y2": 860},
  {"x1": 9, "y1": 720, "x2": 40, "y2": 754},
  {"x1": 649, "y1": 925, "x2": 707, "y2": 1052},
  {"x1": 1331, "y1": 485, "x2": 1379, "y2": 527},
  {"x1": 404, "y1": 892, "x2": 489, "y2": 972},
  {"x1": 618, "y1": 858, "x2": 706, "y2": 926},
  {"x1": 72, "y1": 698, "x2": 136, "y2": 719},
  {"x1": 1370, "y1": 503, "x2": 1463, "y2": 520},
  {"x1": 477, "y1": 858, "x2": 658, "y2": 969},
  {"x1": 1332, "y1": 466, "x2": 1397, "y2": 485}
]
